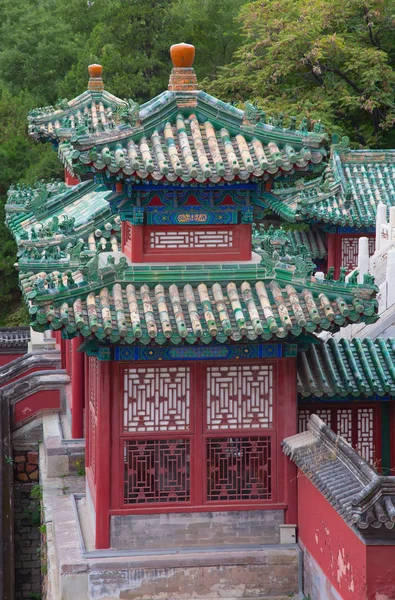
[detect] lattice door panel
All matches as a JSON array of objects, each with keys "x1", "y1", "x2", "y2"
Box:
[
  {"x1": 340, "y1": 236, "x2": 375, "y2": 273},
  {"x1": 124, "y1": 439, "x2": 190, "y2": 504},
  {"x1": 298, "y1": 408, "x2": 332, "y2": 432},
  {"x1": 337, "y1": 409, "x2": 353, "y2": 444},
  {"x1": 341, "y1": 237, "x2": 359, "y2": 272},
  {"x1": 206, "y1": 437, "x2": 272, "y2": 501},
  {"x1": 357, "y1": 408, "x2": 374, "y2": 464},
  {"x1": 123, "y1": 366, "x2": 191, "y2": 432},
  {"x1": 298, "y1": 406, "x2": 377, "y2": 467},
  {"x1": 206, "y1": 364, "x2": 273, "y2": 430}
]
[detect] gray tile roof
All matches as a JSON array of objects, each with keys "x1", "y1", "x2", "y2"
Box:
[
  {"x1": 283, "y1": 414, "x2": 395, "y2": 533},
  {"x1": 0, "y1": 327, "x2": 30, "y2": 350}
]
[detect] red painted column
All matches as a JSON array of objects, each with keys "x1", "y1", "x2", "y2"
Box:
[
  {"x1": 239, "y1": 224, "x2": 252, "y2": 260},
  {"x1": 95, "y1": 360, "x2": 111, "y2": 548},
  {"x1": 277, "y1": 357, "x2": 298, "y2": 524},
  {"x1": 71, "y1": 337, "x2": 84, "y2": 439},
  {"x1": 130, "y1": 225, "x2": 143, "y2": 262},
  {"x1": 65, "y1": 340, "x2": 72, "y2": 377}
]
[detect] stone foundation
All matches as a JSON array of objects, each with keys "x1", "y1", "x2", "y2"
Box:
[{"x1": 110, "y1": 509, "x2": 283, "y2": 550}]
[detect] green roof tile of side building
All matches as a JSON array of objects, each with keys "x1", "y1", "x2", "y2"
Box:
[
  {"x1": 5, "y1": 180, "x2": 121, "y2": 274},
  {"x1": 268, "y1": 149, "x2": 395, "y2": 227},
  {"x1": 28, "y1": 48, "x2": 328, "y2": 184},
  {"x1": 298, "y1": 337, "x2": 395, "y2": 398}
]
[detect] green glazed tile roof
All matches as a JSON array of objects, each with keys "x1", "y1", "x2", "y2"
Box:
[
  {"x1": 28, "y1": 91, "x2": 126, "y2": 141},
  {"x1": 269, "y1": 149, "x2": 395, "y2": 227},
  {"x1": 58, "y1": 105, "x2": 327, "y2": 184},
  {"x1": 298, "y1": 337, "x2": 395, "y2": 398},
  {"x1": 252, "y1": 224, "x2": 327, "y2": 260},
  {"x1": 5, "y1": 181, "x2": 120, "y2": 274},
  {"x1": 28, "y1": 66, "x2": 328, "y2": 184},
  {"x1": 19, "y1": 260, "x2": 378, "y2": 343}
]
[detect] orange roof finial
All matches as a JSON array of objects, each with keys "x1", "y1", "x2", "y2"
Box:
[
  {"x1": 168, "y1": 43, "x2": 198, "y2": 93},
  {"x1": 170, "y1": 43, "x2": 195, "y2": 68},
  {"x1": 88, "y1": 64, "x2": 104, "y2": 92}
]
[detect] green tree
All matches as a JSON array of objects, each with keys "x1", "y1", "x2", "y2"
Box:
[
  {"x1": 0, "y1": 90, "x2": 62, "y2": 324},
  {"x1": 207, "y1": 0, "x2": 395, "y2": 145}
]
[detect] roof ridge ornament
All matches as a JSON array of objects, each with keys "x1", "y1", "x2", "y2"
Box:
[
  {"x1": 88, "y1": 64, "x2": 104, "y2": 92},
  {"x1": 168, "y1": 43, "x2": 198, "y2": 93}
]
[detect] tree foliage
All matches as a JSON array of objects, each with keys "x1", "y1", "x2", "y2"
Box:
[{"x1": 206, "y1": 0, "x2": 395, "y2": 145}]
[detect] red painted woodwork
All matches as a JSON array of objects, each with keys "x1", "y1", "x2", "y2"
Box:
[
  {"x1": 298, "y1": 404, "x2": 380, "y2": 469},
  {"x1": 298, "y1": 473, "x2": 395, "y2": 600},
  {"x1": 64, "y1": 169, "x2": 80, "y2": 186},
  {"x1": 277, "y1": 358, "x2": 298, "y2": 524},
  {"x1": 326, "y1": 232, "x2": 375, "y2": 279},
  {"x1": 95, "y1": 360, "x2": 111, "y2": 548},
  {"x1": 122, "y1": 222, "x2": 252, "y2": 263},
  {"x1": 103, "y1": 359, "x2": 296, "y2": 523},
  {"x1": 71, "y1": 337, "x2": 84, "y2": 439},
  {"x1": 65, "y1": 339, "x2": 72, "y2": 378},
  {"x1": 13, "y1": 389, "x2": 61, "y2": 425}
]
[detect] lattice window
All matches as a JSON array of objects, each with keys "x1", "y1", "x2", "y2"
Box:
[
  {"x1": 206, "y1": 365, "x2": 273, "y2": 430},
  {"x1": 124, "y1": 439, "x2": 190, "y2": 504},
  {"x1": 341, "y1": 236, "x2": 375, "y2": 272},
  {"x1": 206, "y1": 437, "x2": 272, "y2": 501},
  {"x1": 298, "y1": 408, "x2": 332, "y2": 432},
  {"x1": 341, "y1": 237, "x2": 359, "y2": 272},
  {"x1": 298, "y1": 406, "x2": 377, "y2": 467},
  {"x1": 337, "y1": 409, "x2": 353, "y2": 444},
  {"x1": 298, "y1": 409, "x2": 311, "y2": 433},
  {"x1": 357, "y1": 408, "x2": 374, "y2": 464},
  {"x1": 149, "y1": 229, "x2": 234, "y2": 249},
  {"x1": 123, "y1": 367, "x2": 190, "y2": 432}
]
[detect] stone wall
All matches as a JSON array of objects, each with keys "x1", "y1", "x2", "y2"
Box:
[
  {"x1": 14, "y1": 482, "x2": 41, "y2": 600},
  {"x1": 14, "y1": 450, "x2": 39, "y2": 482},
  {"x1": 111, "y1": 510, "x2": 284, "y2": 550}
]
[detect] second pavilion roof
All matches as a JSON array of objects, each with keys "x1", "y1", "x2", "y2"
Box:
[{"x1": 269, "y1": 149, "x2": 395, "y2": 227}]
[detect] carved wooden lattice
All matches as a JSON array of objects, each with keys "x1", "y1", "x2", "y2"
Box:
[
  {"x1": 341, "y1": 236, "x2": 375, "y2": 272},
  {"x1": 337, "y1": 409, "x2": 353, "y2": 444},
  {"x1": 357, "y1": 408, "x2": 374, "y2": 464},
  {"x1": 206, "y1": 437, "x2": 272, "y2": 501},
  {"x1": 123, "y1": 366, "x2": 190, "y2": 432},
  {"x1": 206, "y1": 365, "x2": 273, "y2": 430},
  {"x1": 341, "y1": 237, "x2": 359, "y2": 272},
  {"x1": 149, "y1": 229, "x2": 234, "y2": 249},
  {"x1": 298, "y1": 406, "x2": 376, "y2": 466},
  {"x1": 123, "y1": 439, "x2": 190, "y2": 504}
]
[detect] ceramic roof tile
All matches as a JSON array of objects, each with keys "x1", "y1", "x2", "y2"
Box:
[
  {"x1": 20, "y1": 268, "x2": 378, "y2": 344},
  {"x1": 270, "y1": 150, "x2": 395, "y2": 227},
  {"x1": 283, "y1": 414, "x2": 395, "y2": 533},
  {"x1": 58, "y1": 110, "x2": 326, "y2": 184},
  {"x1": 298, "y1": 337, "x2": 395, "y2": 398},
  {"x1": 5, "y1": 181, "x2": 120, "y2": 274}
]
